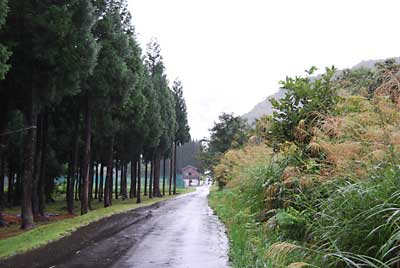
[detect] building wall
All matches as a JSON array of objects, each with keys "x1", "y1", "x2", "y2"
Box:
[{"x1": 182, "y1": 166, "x2": 200, "y2": 186}]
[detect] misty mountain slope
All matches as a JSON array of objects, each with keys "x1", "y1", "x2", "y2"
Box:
[
  {"x1": 242, "y1": 57, "x2": 400, "y2": 125},
  {"x1": 241, "y1": 89, "x2": 286, "y2": 125}
]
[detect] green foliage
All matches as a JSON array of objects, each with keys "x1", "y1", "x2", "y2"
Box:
[
  {"x1": 158, "y1": 87, "x2": 176, "y2": 152},
  {"x1": 270, "y1": 66, "x2": 338, "y2": 144},
  {"x1": 336, "y1": 67, "x2": 374, "y2": 96},
  {"x1": 90, "y1": 2, "x2": 135, "y2": 140},
  {"x1": 0, "y1": 44, "x2": 11, "y2": 80},
  {"x1": 200, "y1": 113, "x2": 249, "y2": 176},
  {"x1": 274, "y1": 208, "x2": 307, "y2": 241},
  {"x1": 209, "y1": 113, "x2": 249, "y2": 154},
  {"x1": 142, "y1": 71, "x2": 162, "y2": 153},
  {"x1": 0, "y1": 0, "x2": 10, "y2": 80},
  {"x1": 113, "y1": 29, "x2": 147, "y2": 160},
  {"x1": 336, "y1": 95, "x2": 373, "y2": 114},
  {"x1": 0, "y1": 0, "x2": 7, "y2": 26},
  {"x1": 2, "y1": 0, "x2": 99, "y2": 104}
]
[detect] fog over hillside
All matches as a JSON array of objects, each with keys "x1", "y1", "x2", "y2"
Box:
[
  {"x1": 242, "y1": 57, "x2": 400, "y2": 125},
  {"x1": 241, "y1": 88, "x2": 286, "y2": 125}
]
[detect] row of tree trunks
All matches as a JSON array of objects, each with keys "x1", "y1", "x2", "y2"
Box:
[
  {"x1": 80, "y1": 153, "x2": 175, "y2": 205},
  {"x1": 70, "y1": 156, "x2": 174, "y2": 202},
  {"x1": 1, "y1": 150, "x2": 177, "y2": 227},
  {"x1": 2, "y1": 145, "x2": 178, "y2": 208},
  {"x1": 1, "y1": 109, "x2": 178, "y2": 228}
]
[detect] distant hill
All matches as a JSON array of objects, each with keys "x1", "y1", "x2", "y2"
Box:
[
  {"x1": 242, "y1": 88, "x2": 286, "y2": 125},
  {"x1": 242, "y1": 57, "x2": 400, "y2": 125},
  {"x1": 351, "y1": 57, "x2": 400, "y2": 70}
]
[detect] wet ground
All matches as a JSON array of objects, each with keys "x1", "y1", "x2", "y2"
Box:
[{"x1": 0, "y1": 184, "x2": 230, "y2": 268}]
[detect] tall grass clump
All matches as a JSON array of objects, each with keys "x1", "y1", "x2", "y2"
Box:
[
  {"x1": 291, "y1": 156, "x2": 400, "y2": 267},
  {"x1": 210, "y1": 156, "x2": 286, "y2": 268}
]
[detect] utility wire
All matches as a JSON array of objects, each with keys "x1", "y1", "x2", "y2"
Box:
[{"x1": 0, "y1": 126, "x2": 37, "y2": 137}]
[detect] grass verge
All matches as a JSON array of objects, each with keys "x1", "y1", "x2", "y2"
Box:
[
  {"x1": 0, "y1": 187, "x2": 195, "y2": 260},
  {"x1": 209, "y1": 186, "x2": 269, "y2": 268}
]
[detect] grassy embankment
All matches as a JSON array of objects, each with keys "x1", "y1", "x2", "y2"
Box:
[
  {"x1": 209, "y1": 69, "x2": 400, "y2": 266},
  {"x1": 209, "y1": 147, "x2": 275, "y2": 268},
  {"x1": 0, "y1": 187, "x2": 194, "y2": 260}
]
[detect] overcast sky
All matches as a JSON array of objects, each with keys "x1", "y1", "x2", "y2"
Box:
[{"x1": 128, "y1": 0, "x2": 400, "y2": 140}]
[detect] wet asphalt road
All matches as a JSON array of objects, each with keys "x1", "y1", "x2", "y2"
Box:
[
  {"x1": 113, "y1": 185, "x2": 230, "y2": 268},
  {"x1": 0, "y1": 184, "x2": 230, "y2": 268}
]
